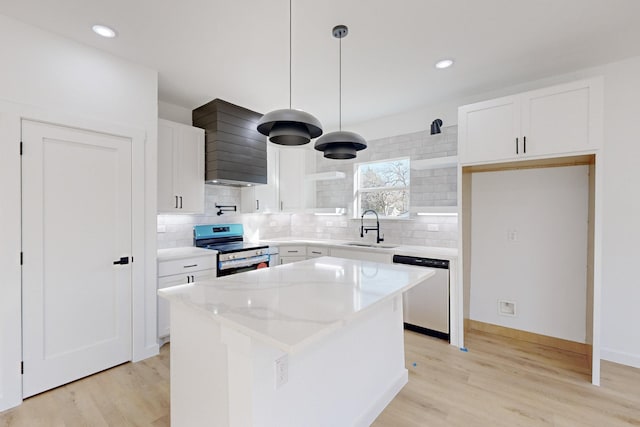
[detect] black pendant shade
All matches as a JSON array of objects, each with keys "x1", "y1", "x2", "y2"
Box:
[
  {"x1": 257, "y1": 108, "x2": 323, "y2": 146},
  {"x1": 314, "y1": 131, "x2": 367, "y2": 159}
]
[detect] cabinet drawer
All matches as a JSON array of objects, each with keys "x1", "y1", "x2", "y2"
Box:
[
  {"x1": 307, "y1": 246, "x2": 329, "y2": 257},
  {"x1": 158, "y1": 255, "x2": 216, "y2": 277},
  {"x1": 279, "y1": 245, "x2": 306, "y2": 256},
  {"x1": 280, "y1": 256, "x2": 306, "y2": 265}
]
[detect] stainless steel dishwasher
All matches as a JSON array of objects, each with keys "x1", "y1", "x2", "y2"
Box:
[{"x1": 393, "y1": 255, "x2": 450, "y2": 341}]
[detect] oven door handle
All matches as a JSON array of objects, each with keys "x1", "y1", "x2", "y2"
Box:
[{"x1": 218, "y1": 254, "x2": 270, "y2": 270}]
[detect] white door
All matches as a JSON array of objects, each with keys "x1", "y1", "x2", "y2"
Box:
[{"x1": 21, "y1": 120, "x2": 132, "y2": 398}]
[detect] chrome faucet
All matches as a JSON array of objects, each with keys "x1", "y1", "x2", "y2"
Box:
[{"x1": 360, "y1": 210, "x2": 384, "y2": 244}]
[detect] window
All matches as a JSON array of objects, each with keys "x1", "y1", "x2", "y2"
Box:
[{"x1": 355, "y1": 158, "x2": 410, "y2": 218}]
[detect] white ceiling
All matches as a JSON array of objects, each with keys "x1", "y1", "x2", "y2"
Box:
[{"x1": 2, "y1": 0, "x2": 640, "y2": 129}]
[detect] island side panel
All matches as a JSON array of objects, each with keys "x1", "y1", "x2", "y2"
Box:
[
  {"x1": 170, "y1": 302, "x2": 229, "y2": 427},
  {"x1": 249, "y1": 295, "x2": 408, "y2": 427}
]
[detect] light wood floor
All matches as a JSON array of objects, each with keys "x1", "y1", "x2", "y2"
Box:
[{"x1": 1, "y1": 330, "x2": 639, "y2": 426}]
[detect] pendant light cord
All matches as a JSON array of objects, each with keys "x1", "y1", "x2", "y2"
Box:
[{"x1": 339, "y1": 34, "x2": 342, "y2": 131}]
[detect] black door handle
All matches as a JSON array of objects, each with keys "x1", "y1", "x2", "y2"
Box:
[{"x1": 113, "y1": 257, "x2": 130, "y2": 265}]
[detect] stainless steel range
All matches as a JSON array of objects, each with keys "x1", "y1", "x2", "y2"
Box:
[{"x1": 194, "y1": 224, "x2": 269, "y2": 277}]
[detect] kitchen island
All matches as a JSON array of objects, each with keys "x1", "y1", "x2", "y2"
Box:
[{"x1": 158, "y1": 256, "x2": 434, "y2": 427}]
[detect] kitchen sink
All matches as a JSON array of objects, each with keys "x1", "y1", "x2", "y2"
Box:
[{"x1": 343, "y1": 242, "x2": 397, "y2": 249}]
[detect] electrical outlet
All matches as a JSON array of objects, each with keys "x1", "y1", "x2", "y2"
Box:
[
  {"x1": 507, "y1": 229, "x2": 518, "y2": 241},
  {"x1": 275, "y1": 355, "x2": 288, "y2": 388},
  {"x1": 427, "y1": 224, "x2": 439, "y2": 232},
  {"x1": 498, "y1": 300, "x2": 517, "y2": 317}
]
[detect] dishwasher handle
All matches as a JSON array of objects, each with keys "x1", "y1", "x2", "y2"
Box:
[{"x1": 392, "y1": 255, "x2": 449, "y2": 269}]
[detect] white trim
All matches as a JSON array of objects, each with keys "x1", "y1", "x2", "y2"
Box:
[
  {"x1": 601, "y1": 348, "x2": 640, "y2": 369},
  {"x1": 0, "y1": 113, "x2": 23, "y2": 411},
  {"x1": 353, "y1": 370, "x2": 408, "y2": 427}
]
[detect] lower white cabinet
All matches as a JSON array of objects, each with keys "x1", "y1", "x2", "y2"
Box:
[
  {"x1": 279, "y1": 256, "x2": 306, "y2": 265},
  {"x1": 157, "y1": 254, "x2": 216, "y2": 341}
]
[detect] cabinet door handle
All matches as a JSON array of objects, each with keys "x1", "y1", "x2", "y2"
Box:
[
  {"x1": 187, "y1": 275, "x2": 191, "y2": 283},
  {"x1": 287, "y1": 250, "x2": 298, "y2": 253},
  {"x1": 179, "y1": 196, "x2": 183, "y2": 209},
  {"x1": 311, "y1": 251, "x2": 322, "y2": 254},
  {"x1": 280, "y1": 201, "x2": 283, "y2": 211},
  {"x1": 183, "y1": 264, "x2": 198, "y2": 268},
  {"x1": 191, "y1": 275, "x2": 195, "y2": 282},
  {"x1": 175, "y1": 196, "x2": 179, "y2": 208},
  {"x1": 256, "y1": 199, "x2": 259, "y2": 211},
  {"x1": 523, "y1": 136, "x2": 527, "y2": 153},
  {"x1": 516, "y1": 137, "x2": 519, "y2": 154}
]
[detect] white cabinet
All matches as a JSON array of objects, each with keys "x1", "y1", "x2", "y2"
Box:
[
  {"x1": 158, "y1": 119, "x2": 205, "y2": 213},
  {"x1": 278, "y1": 245, "x2": 306, "y2": 264},
  {"x1": 157, "y1": 254, "x2": 216, "y2": 341},
  {"x1": 241, "y1": 143, "x2": 279, "y2": 213},
  {"x1": 458, "y1": 78, "x2": 603, "y2": 165},
  {"x1": 241, "y1": 144, "x2": 316, "y2": 213},
  {"x1": 306, "y1": 246, "x2": 329, "y2": 258},
  {"x1": 279, "y1": 147, "x2": 316, "y2": 212}
]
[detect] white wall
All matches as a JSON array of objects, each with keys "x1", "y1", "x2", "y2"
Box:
[
  {"x1": 0, "y1": 13, "x2": 159, "y2": 410},
  {"x1": 469, "y1": 166, "x2": 589, "y2": 342},
  {"x1": 159, "y1": 100, "x2": 192, "y2": 125},
  {"x1": 354, "y1": 55, "x2": 640, "y2": 368},
  {"x1": 598, "y1": 57, "x2": 640, "y2": 367}
]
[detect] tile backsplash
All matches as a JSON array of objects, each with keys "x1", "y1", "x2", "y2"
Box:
[{"x1": 157, "y1": 127, "x2": 458, "y2": 249}]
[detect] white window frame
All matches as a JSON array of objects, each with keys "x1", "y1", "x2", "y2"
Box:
[{"x1": 353, "y1": 157, "x2": 410, "y2": 219}]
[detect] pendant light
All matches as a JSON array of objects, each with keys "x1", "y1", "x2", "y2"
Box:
[
  {"x1": 314, "y1": 25, "x2": 367, "y2": 160},
  {"x1": 256, "y1": 0, "x2": 322, "y2": 146}
]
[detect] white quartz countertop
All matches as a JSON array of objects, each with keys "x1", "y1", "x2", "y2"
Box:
[
  {"x1": 259, "y1": 237, "x2": 458, "y2": 260},
  {"x1": 157, "y1": 246, "x2": 216, "y2": 261},
  {"x1": 158, "y1": 256, "x2": 434, "y2": 353}
]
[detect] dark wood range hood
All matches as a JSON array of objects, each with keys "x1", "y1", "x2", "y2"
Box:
[{"x1": 192, "y1": 99, "x2": 267, "y2": 186}]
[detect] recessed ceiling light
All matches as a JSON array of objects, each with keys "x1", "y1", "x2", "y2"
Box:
[
  {"x1": 92, "y1": 24, "x2": 117, "y2": 38},
  {"x1": 435, "y1": 59, "x2": 454, "y2": 69}
]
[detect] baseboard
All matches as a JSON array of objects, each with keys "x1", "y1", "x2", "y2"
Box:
[
  {"x1": 465, "y1": 319, "x2": 590, "y2": 356},
  {"x1": 354, "y1": 369, "x2": 408, "y2": 427},
  {"x1": 133, "y1": 343, "x2": 160, "y2": 362},
  {"x1": 601, "y1": 347, "x2": 640, "y2": 369}
]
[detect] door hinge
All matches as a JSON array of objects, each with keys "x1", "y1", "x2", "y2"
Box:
[
  {"x1": 20, "y1": 252, "x2": 23, "y2": 265},
  {"x1": 21, "y1": 361, "x2": 24, "y2": 374},
  {"x1": 20, "y1": 141, "x2": 23, "y2": 156}
]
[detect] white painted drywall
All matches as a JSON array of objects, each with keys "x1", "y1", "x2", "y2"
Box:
[
  {"x1": 0, "y1": 13, "x2": 158, "y2": 411},
  {"x1": 469, "y1": 166, "x2": 589, "y2": 342},
  {"x1": 598, "y1": 57, "x2": 640, "y2": 368},
  {"x1": 159, "y1": 100, "x2": 193, "y2": 125}
]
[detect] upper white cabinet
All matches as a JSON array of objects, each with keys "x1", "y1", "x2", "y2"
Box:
[
  {"x1": 158, "y1": 119, "x2": 205, "y2": 213},
  {"x1": 241, "y1": 143, "x2": 279, "y2": 213},
  {"x1": 241, "y1": 144, "x2": 316, "y2": 213},
  {"x1": 279, "y1": 146, "x2": 316, "y2": 212},
  {"x1": 458, "y1": 78, "x2": 603, "y2": 165}
]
